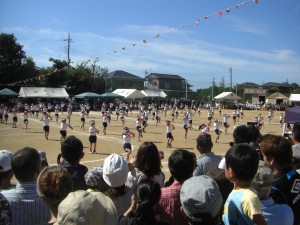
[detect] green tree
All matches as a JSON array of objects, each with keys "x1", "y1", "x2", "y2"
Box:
[{"x1": 0, "y1": 33, "x2": 26, "y2": 84}]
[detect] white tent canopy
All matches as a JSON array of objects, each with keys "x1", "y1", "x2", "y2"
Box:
[
  {"x1": 141, "y1": 90, "x2": 167, "y2": 98},
  {"x1": 289, "y1": 94, "x2": 300, "y2": 102},
  {"x1": 214, "y1": 92, "x2": 241, "y2": 100},
  {"x1": 112, "y1": 89, "x2": 146, "y2": 99},
  {"x1": 19, "y1": 87, "x2": 69, "y2": 98}
]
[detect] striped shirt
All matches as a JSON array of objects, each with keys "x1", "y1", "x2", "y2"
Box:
[{"x1": 1, "y1": 182, "x2": 50, "y2": 225}]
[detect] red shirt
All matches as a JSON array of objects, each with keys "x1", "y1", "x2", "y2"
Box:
[{"x1": 156, "y1": 180, "x2": 189, "y2": 225}]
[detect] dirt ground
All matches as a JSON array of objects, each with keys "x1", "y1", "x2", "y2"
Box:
[{"x1": 0, "y1": 108, "x2": 284, "y2": 181}]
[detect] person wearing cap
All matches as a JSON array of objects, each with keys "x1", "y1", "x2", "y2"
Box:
[
  {"x1": 183, "y1": 113, "x2": 190, "y2": 139},
  {"x1": 279, "y1": 112, "x2": 284, "y2": 129},
  {"x1": 84, "y1": 166, "x2": 109, "y2": 193},
  {"x1": 41, "y1": 112, "x2": 52, "y2": 140},
  {"x1": 55, "y1": 190, "x2": 117, "y2": 225},
  {"x1": 223, "y1": 144, "x2": 266, "y2": 225},
  {"x1": 59, "y1": 118, "x2": 73, "y2": 142},
  {"x1": 37, "y1": 165, "x2": 73, "y2": 224},
  {"x1": 291, "y1": 122, "x2": 300, "y2": 169},
  {"x1": 102, "y1": 153, "x2": 134, "y2": 216},
  {"x1": 23, "y1": 110, "x2": 29, "y2": 132},
  {"x1": 166, "y1": 120, "x2": 175, "y2": 148},
  {"x1": 102, "y1": 111, "x2": 108, "y2": 135},
  {"x1": 223, "y1": 114, "x2": 230, "y2": 134},
  {"x1": 66, "y1": 107, "x2": 72, "y2": 124},
  {"x1": 180, "y1": 175, "x2": 223, "y2": 225},
  {"x1": 11, "y1": 108, "x2": 18, "y2": 128},
  {"x1": 80, "y1": 109, "x2": 87, "y2": 130},
  {"x1": 232, "y1": 110, "x2": 237, "y2": 126},
  {"x1": 136, "y1": 116, "x2": 143, "y2": 141},
  {"x1": 156, "y1": 149, "x2": 195, "y2": 225},
  {"x1": 193, "y1": 132, "x2": 222, "y2": 176},
  {"x1": 89, "y1": 120, "x2": 100, "y2": 154},
  {"x1": 59, "y1": 136, "x2": 88, "y2": 191},
  {"x1": 54, "y1": 105, "x2": 59, "y2": 122},
  {"x1": 260, "y1": 134, "x2": 300, "y2": 225},
  {"x1": 0, "y1": 150, "x2": 14, "y2": 190},
  {"x1": 251, "y1": 161, "x2": 294, "y2": 225},
  {"x1": 213, "y1": 118, "x2": 222, "y2": 143},
  {"x1": 1, "y1": 147, "x2": 51, "y2": 225},
  {"x1": 122, "y1": 127, "x2": 135, "y2": 160}
]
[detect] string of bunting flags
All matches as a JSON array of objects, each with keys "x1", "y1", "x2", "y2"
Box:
[
  {"x1": 7, "y1": 68, "x2": 64, "y2": 87},
  {"x1": 105, "y1": 0, "x2": 259, "y2": 55},
  {"x1": 6, "y1": 0, "x2": 259, "y2": 87}
]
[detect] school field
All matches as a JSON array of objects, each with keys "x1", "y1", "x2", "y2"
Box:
[{"x1": 0, "y1": 108, "x2": 284, "y2": 180}]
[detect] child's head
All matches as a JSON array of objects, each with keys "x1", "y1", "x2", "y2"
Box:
[
  {"x1": 61, "y1": 118, "x2": 66, "y2": 123},
  {"x1": 61, "y1": 136, "x2": 84, "y2": 164},
  {"x1": 225, "y1": 144, "x2": 259, "y2": 184},
  {"x1": 90, "y1": 120, "x2": 95, "y2": 126}
]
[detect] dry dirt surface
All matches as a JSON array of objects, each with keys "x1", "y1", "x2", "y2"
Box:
[{"x1": 0, "y1": 108, "x2": 284, "y2": 180}]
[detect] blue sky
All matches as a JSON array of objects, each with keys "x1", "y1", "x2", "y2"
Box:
[{"x1": 1, "y1": 0, "x2": 300, "y2": 90}]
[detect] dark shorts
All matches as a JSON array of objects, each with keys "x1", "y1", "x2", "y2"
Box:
[
  {"x1": 215, "y1": 129, "x2": 221, "y2": 135},
  {"x1": 156, "y1": 116, "x2": 160, "y2": 120},
  {"x1": 233, "y1": 116, "x2": 236, "y2": 120},
  {"x1": 86, "y1": 110, "x2": 90, "y2": 113},
  {"x1": 24, "y1": 119, "x2": 28, "y2": 124},
  {"x1": 167, "y1": 132, "x2": 173, "y2": 139},
  {"x1": 4, "y1": 114, "x2": 8, "y2": 119},
  {"x1": 136, "y1": 126, "x2": 141, "y2": 131},
  {"x1": 81, "y1": 118, "x2": 85, "y2": 123},
  {"x1": 116, "y1": 112, "x2": 119, "y2": 115},
  {"x1": 224, "y1": 122, "x2": 229, "y2": 128},
  {"x1": 44, "y1": 125, "x2": 49, "y2": 132},
  {"x1": 183, "y1": 125, "x2": 188, "y2": 131},
  {"x1": 123, "y1": 143, "x2": 132, "y2": 152},
  {"x1": 55, "y1": 114, "x2": 59, "y2": 118},
  {"x1": 107, "y1": 116, "x2": 111, "y2": 120},
  {"x1": 89, "y1": 135, "x2": 97, "y2": 143},
  {"x1": 60, "y1": 130, "x2": 67, "y2": 137},
  {"x1": 208, "y1": 117, "x2": 212, "y2": 121},
  {"x1": 171, "y1": 113, "x2": 175, "y2": 117},
  {"x1": 13, "y1": 116, "x2": 17, "y2": 122},
  {"x1": 188, "y1": 119, "x2": 192, "y2": 124},
  {"x1": 103, "y1": 122, "x2": 108, "y2": 127}
]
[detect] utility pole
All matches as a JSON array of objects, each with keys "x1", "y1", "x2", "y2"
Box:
[
  {"x1": 64, "y1": 33, "x2": 72, "y2": 71},
  {"x1": 185, "y1": 80, "x2": 188, "y2": 100},
  {"x1": 212, "y1": 76, "x2": 215, "y2": 100},
  {"x1": 229, "y1": 67, "x2": 232, "y2": 91}
]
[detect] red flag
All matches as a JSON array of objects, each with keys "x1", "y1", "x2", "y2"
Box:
[
  {"x1": 254, "y1": 0, "x2": 259, "y2": 4},
  {"x1": 204, "y1": 16, "x2": 209, "y2": 19},
  {"x1": 218, "y1": 11, "x2": 223, "y2": 16},
  {"x1": 226, "y1": 8, "x2": 231, "y2": 13},
  {"x1": 195, "y1": 20, "x2": 199, "y2": 26}
]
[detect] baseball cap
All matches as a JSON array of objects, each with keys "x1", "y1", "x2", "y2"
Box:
[
  {"x1": 251, "y1": 160, "x2": 273, "y2": 194},
  {"x1": 90, "y1": 120, "x2": 95, "y2": 124},
  {"x1": 0, "y1": 150, "x2": 13, "y2": 172},
  {"x1": 180, "y1": 175, "x2": 223, "y2": 221},
  {"x1": 196, "y1": 132, "x2": 213, "y2": 149},
  {"x1": 103, "y1": 154, "x2": 128, "y2": 188},
  {"x1": 84, "y1": 167, "x2": 104, "y2": 187},
  {"x1": 56, "y1": 190, "x2": 117, "y2": 225}
]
